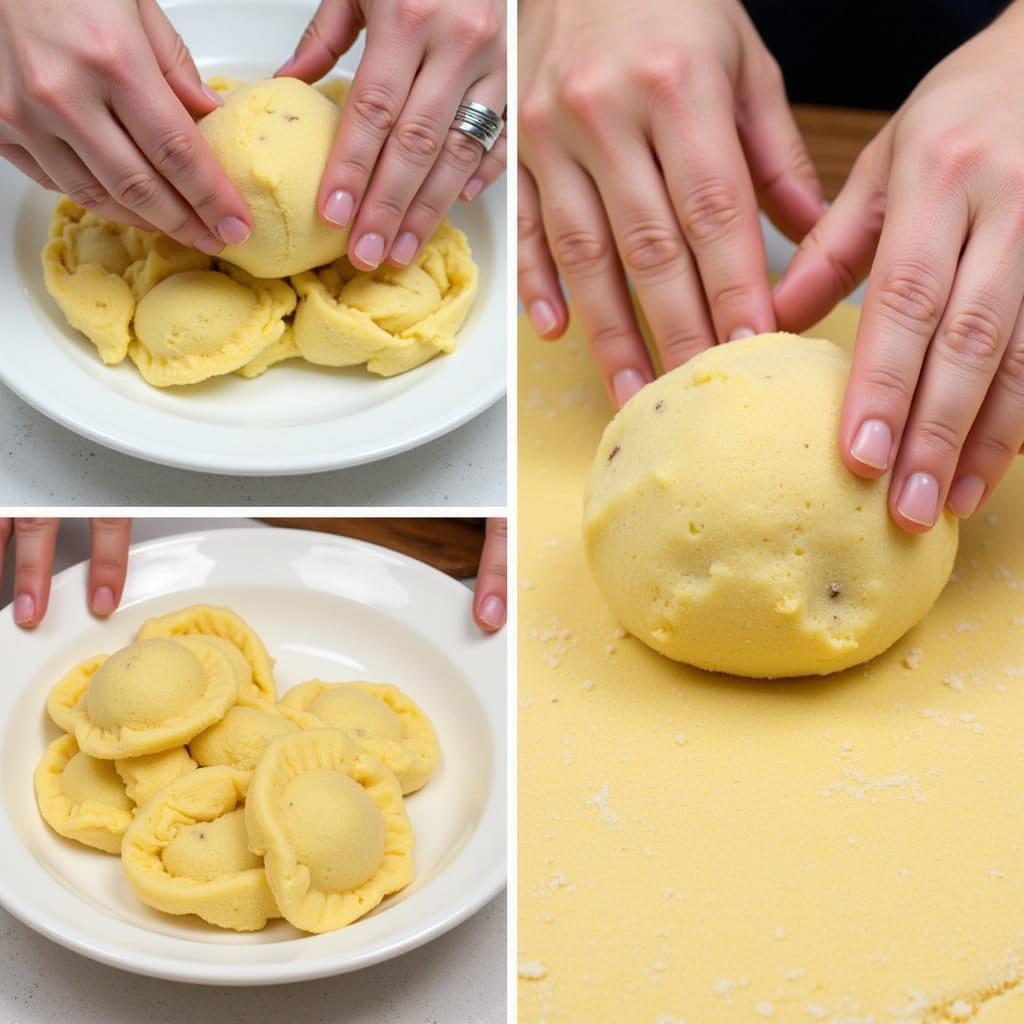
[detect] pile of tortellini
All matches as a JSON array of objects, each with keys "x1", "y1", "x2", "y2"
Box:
[
  {"x1": 40, "y1": 77, "x2": 478, "y2": 388},
  {"x1": 34, "y1": 604, "x2": 439, "y2": 934}
]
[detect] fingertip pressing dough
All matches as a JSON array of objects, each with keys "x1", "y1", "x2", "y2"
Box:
[
  {"x1": 245, "y1": 729, "x2": 413, "y2": 933},
  {"x1": 114, "y1": 746, "x2": 198, "y2": 807},
  {"x1": 197, "y1": 77, "x2": 349, "y2": 278},
  {"x1": 46, "y1": 654, "x2": 106, "y2": 732},
  {"x1": 136, "y1": 605, "x2": 277, "y2": 701},
  {"x1": 583, "y1": 333, "x2": 959, "y2": 678},
  {"x1": 71, "y1": 637, "x2": 237, "y2": 758},
  {"x1": 188, "y1": 700, "x2": 316, "y2": 772},
  {"x1": 290, "y1": 220, "x2": 477, "y2": 376},
  {"x1": 282, "y1": 680, "x2": 438, "y2": 794},
  {"x1": 120, "y1": 766, "x2": 279, "y2": 931},
  {"x1": 35, "y1": 734, "x2": 134, "y2": 853}
]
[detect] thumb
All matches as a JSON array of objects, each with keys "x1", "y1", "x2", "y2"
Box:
[
  {"x1": 137, "y1": 0, "x2": 221, "y2": 116},
  {"x1": 275, "y1": 0, "x2": 362, "y2": 83}
]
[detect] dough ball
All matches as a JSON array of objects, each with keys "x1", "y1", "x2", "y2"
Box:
[
  {"x1": 583, "y1": 333, "x2": 959, "y2": 678},
  {"x1": 189, "y1": 704, "x2": 299, "y2": 771},
  {"x1": 61, "y1": 750, "x2": 133, "y2": 811},
  {"x1": 198, "y1": 78, "x2": 348, "y2": 277},
  {"x1": 161, "y1": 807, "x2": 262, "y2": 882},
  {"x1": 306, "y1": 687, "x2": 404, "y2": 741}
]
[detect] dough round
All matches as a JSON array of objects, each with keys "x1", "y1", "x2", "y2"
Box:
[
  {"x1": 46, "y1": 654, "x2": 106, "y2": 732},
  {"x1": 198, "y1": 78, "x2": 349, "y2": 277},
  {"x1": 582, "y1": 333, "x2": 959, "y2": 678}
]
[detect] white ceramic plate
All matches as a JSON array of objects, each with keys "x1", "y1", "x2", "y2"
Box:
[
  {"x1": 0, "y1": 527, "x2": 506, "y2": 985},
  {"x1": 0, "y1": 0, "x2": 506, "y2": 475}
]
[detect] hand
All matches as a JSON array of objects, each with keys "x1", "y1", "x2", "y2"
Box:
[
  {"x1": 278, "y1": 0, "x2": 506, "y2": 271},
  {"x1": 473, "y1": 518, "x2": 506, "y2": 633},
  {"x1": 0, "y1": 0, "x2": 251, "y2": 252},
  {"x1": 518, "y1": 0, "x2": 823, "y2": 408},
  {"x1": 773, "y1": 5, "x2": 1024, "y2": 531},
  {"x1": 1, "y1": 518, "x2": 132, "y2": 629}
]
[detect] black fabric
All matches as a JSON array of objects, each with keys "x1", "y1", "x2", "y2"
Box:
[{"x1": 743, "y1": 1, "x2": 1011, "y2": 109}]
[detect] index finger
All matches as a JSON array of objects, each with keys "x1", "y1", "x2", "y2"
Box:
[{"x1": 89, "y1": 518, "x2": 132, "y2": 617}]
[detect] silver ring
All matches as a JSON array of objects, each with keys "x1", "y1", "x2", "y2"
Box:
[{"x1": 452, "y1": 101, "x2": 504, "y2": 153}]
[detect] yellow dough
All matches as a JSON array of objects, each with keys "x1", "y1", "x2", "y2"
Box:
[
  {"x1": 290, "y1": 220, "x2": 477, "y2": 376},
  {"x1": 583, "y1": 333, "x2": 959, "y2": 678},
  {"x1": 518, "y1": 305, "x2": 1024, "y2": 1023},
  {"x1": 46, "y1": 653, "x2": 106, "y2": 732},
  {"x1": 120, "y1": 766, "x2": 279, "y2": 931},
  {"x1": 197, "y1": 77, "x2": 349, "y2": 278},
  {"x1": 136, "y1": 605, "x2": 277, "y2": 701},
  {"x1": 236, "y1": 324, "x2": 301, "y2": 378},
  {"x1": 189, "y1": 699, "x2": 318, "y2": 771},
  {"x1": 245, "y1": 729, "x2": 413, "y2": 933},
  {"x1": 70, "y1": 636, "x2": 237, "y2": 758},
  {"x1": 35, "y1": 734, "x2": 134, "y2": 853},
  {"x1": 127, "y1": 266, "x2": 295, "y2": 387},
  {"x1": 114, "y1": 746, "x2": 197, "y2": 806},
  {"x1": 282, "y1": 680, "x2": 439, "y2": 795}
]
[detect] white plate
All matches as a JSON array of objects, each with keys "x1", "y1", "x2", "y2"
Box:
[
  {"x1": 0, "y1": 0, "x2": 506, "y2": 475},
  {"x1": 0, "y1": 527, "x2": 506, "y2": 985}
]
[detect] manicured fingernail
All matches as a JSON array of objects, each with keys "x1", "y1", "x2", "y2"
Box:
[
  {"x1": 201, "y1": 84, "x2": 223, "y2": 107},
  {"x1": 390, "y1": 232, "x2": 418, "y2": 266},
  {"x1": 217, "y1": 216, "x2": 250, "y2": 246},
  {"x1": 92, "y1": 586, "x2": 116, "y2": 616},
  {"x1": 947, "y1": 474, "x2": 986, "y2": 519},
  {"x1": 728, "y1": 326, "x2": 755, "y2": 341},
  {"x1": 194, "y1": 232, "x2": 222, "y2": 255},
  {"x1": 462, "y1": 177, "x2": 484, "y2": 202},
  {"x1": 14, "y1": 594, "x2": 35, "y2": 626},
  {"x1": 612, "y1": 368, "x2": 646, "y2": 408},
  {"x1": 354, "y1": 233, "x2": 384, "y2": 268},
  {"x1": 529, "y1": 299, "x2": 557, "y2": 336},
  {"x1": 275, "y1": 57, "x2": 297, "y2": 77},
  {"x1": 324, "y1": 190, "x2": 354, "y2": 227},
  {"x1": 850, "y1": 419, "x2": 892, "y2": 471},
  {"x1": 897, "y1": 472, "x2": 940, "y2": 527},
  {"x1": 479, "y1": 594, "x2": 505, "y2": 629}
]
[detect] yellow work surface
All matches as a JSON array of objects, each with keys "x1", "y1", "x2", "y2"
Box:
[{"x1": 517, "y1": 304, "x2": 1024, "y2": 1024}]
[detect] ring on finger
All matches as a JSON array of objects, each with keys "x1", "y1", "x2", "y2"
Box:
[{"x1": 451, "y1": 101, "x2": 504, "y2": 152}]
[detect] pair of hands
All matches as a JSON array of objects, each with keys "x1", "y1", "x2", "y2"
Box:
[
  {"x1": 519, "y1": 0, "x2": 1024, "y2": 533},
  {"x1": 0, "y1": 0, "x2": 505, "y2": 270},
  {"x1": 2, "y1": 519, "x2": 507, "y2": 633}
]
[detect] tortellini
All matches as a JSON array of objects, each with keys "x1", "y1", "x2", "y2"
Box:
[
  {"x1": 189, "y1": 699, "x2": 318, "y2": 771},
  {"x1": 115, "y1": 746, "x2": 197, "y2": 806},
  {"x1": 46, "y1": 654, "x2": 106, "y2": 732}
]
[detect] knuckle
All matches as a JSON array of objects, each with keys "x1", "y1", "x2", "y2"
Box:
[
  {"x1": 588, "y1": 320, "x2": 636, "y2": 351},
  {"x1": 679, "y1": 178, "x2": 743, "y2": 243},
  {"x1": 15, "y1": 517, "x2": 55, "y2": 537},
  {"x1": 997, "y1": 343, "x2": 1024, "y2": 400},
  {"x1": 924, "y1": 128, "x2": 983, "y2": 186},
  {"x1": 366, "y1": 193, "x2": 408, "y2": 221},
  {"x1": 517, "y1": 208, "x2": 544, "y2": 246},
  {"x1": 408, "y1": 193, "x2": 444, "y2": 223},
  {"x1": 22, "y1": 65, "x2": 69, "y2": 109},
  {"x1": 151, "y1": 128, "x2": 198, "y2": 178},
  {"x1": 519, "y1": 95, "x2": 553, "y2": 140},
  {"x1": 550, "y1": 227, "x2": 609, "y2": 276},
  {"x1": 396, "y1": 0, "x2": 439, "y2": 32},
  {"x1": 938, "y1": 303, "x2": 1004, "y2": 369},
  {"x1": 454, "y1": 9, "x2": 500, "y2": 49},
  {"x1": 618, "y1": 222, "x2": 686, "y2": 276},
  {"x1": 659, "y1": 328, "x2": 711, "y2": 366},
  {"x1": 912, "y1": 417, "x2": 963, "y2": 459},
  {"x1": 394, "y1": 117, "x2": 442, "y2": 161},
  {"x1": 874, "y1": 262, "x2": 943, "y2": 333},
  {"x1": 68, "y1": 179, "x2": 109, "y2": 210},
  {"x1": 708, "y1": 279, "x2": 758, "y2": 315},
  {"x1": 114, "y1": 170, "x2": 161, "y2": 210},
  {"x1": 976, "y1": 432, "x2": 1017, "y2": 461},
  {"x1": 631, "y1": 45, "x2": 690, "y2": 95},
  {"x1": 862, "y1": 362, "x2": 914, "y2": 406},
  {"x1": 351, "y1": 85, "x2": 399, "y2": 134},
  {"x1": 560, "y1": 67, "x2": 613, "y2": 125}
]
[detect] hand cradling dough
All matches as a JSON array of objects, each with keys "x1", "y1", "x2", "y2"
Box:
[
  {"x1": 34, "y1": 603, "x2": 438, "y2": 935},
  {"x1": 583, "y1": 332, "x2": 958, "y2": 678}
]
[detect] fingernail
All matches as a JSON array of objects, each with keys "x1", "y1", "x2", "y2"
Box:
[
  {"x1": 324, "y1": 190, "x2": 354, "y2": 227},
  {"x1": 194, "y1": 232, "x2": 222, "y2": 255},
  {"x1": 92, "y1": 586, "x2": 116, "y2": 616},
  {"x1": 897, "y1": 472, "x2": 940, "y2": 527},
  {"x1": 390, "y1": 232, "x2": 418, "y2": 266},
  {"x1": 612, "y1": 368, "x2": 646, "y2": 408},
  {"x1": 217, "y1": 216, "x2": 250, "y2": 246},
  {"x1": 728, "y1": 326, "x2": 755, "y2": 341},
  {"x1": 201, "y1": 84, "x2": 223, "y2": 107},
  {"x1": 529, "y1": 299, "x2": 557, "y2": 336},
  {"x1": 275, "y1": 57, "x2": 297, "y2": 77},
  {"x1": 850, "y1": 419, "x2": 893, "y2": 471},
  {"x1": 479, "y1": 594, "x2": 505, "y2": 629},
  {"x1": 462, "y1": 177, "x2": 484, "y2": 202},
  {"x1": 354, "y1": 233, "x2": 384, "y2": 269},
  {"x1": 947, "y1": 473, "x2": 986, "y2": 519},
  {"x1": 14, "y1": 594, "x2": 35, "y2": 626}
]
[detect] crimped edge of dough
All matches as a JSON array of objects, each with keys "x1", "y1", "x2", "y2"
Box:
[
  {"x1": 47, "y1": 654, "x2": 107, "y2": 733},
  {"x1": 114, "y1": 746, "x2": 198, "y2": 807}
]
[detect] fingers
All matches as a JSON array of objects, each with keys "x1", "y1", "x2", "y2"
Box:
[
  {"x1": 886, "y1": 212, "x2": 1024, "y2": 530},
  {"x1": 276, "y1": 0, "x2": 361, "y2": 82},
  {"x1": 461, "y1": 125, "x2": 506, "y2": 201},
  {"x1": 88, "y1": 518, "x2": 132, "y2": 617},
  {"x1": 517, "y1": 165, "x2": 567, "y2": 340},
  {"x1": 473, "y1": 518, "x2": 507, "y2": 632},
  {"x1": 0, "y1": 143, "x2": 56, "y2": 189},
  {"x1": 535, "y1": 157, "x2": 654, "y2": 407},
  {"x1": 653, "y1": 81, "x2": 775, "y2": 342},
  {"x1": 0, "y1": 519, "x2": 11, "y2": 596},
  {"x1": 383, "y1": 73, "x2": 505, "y2": 268},
  {"x1": 772, "y1": 136, "x2": 890, "y2": 332},
  {"x1": 12, "y1": 518, "x2": 59, "y2": 629}
]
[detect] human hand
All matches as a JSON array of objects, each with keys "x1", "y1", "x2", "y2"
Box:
[
  {"x1": 1, "y1": 518, "x2": 132, "y2": 629},
  {"x1": 773, "y1": 5, "x2": 1024, "y2": 531},
  {"x1": 278, "y1": 0, "x2": 506, "y2": 271},
  {"x1": 518, "y1": 0, "x2": 824, "y2": 408},
  {"x1": 0, "y1": 0, "x2": 251, "y2": 252},
  {"x1": 473, "y1": 518, "x2": 506, "y2": 633}
]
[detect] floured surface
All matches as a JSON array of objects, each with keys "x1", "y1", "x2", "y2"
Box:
[{"x1": 518, "y1": 303, "x2": 1024, "y2": 1024}]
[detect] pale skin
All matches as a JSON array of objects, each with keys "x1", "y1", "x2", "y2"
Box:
[{"x1": 519, "y1": 0, "x2": 1024, "y2": 532}]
